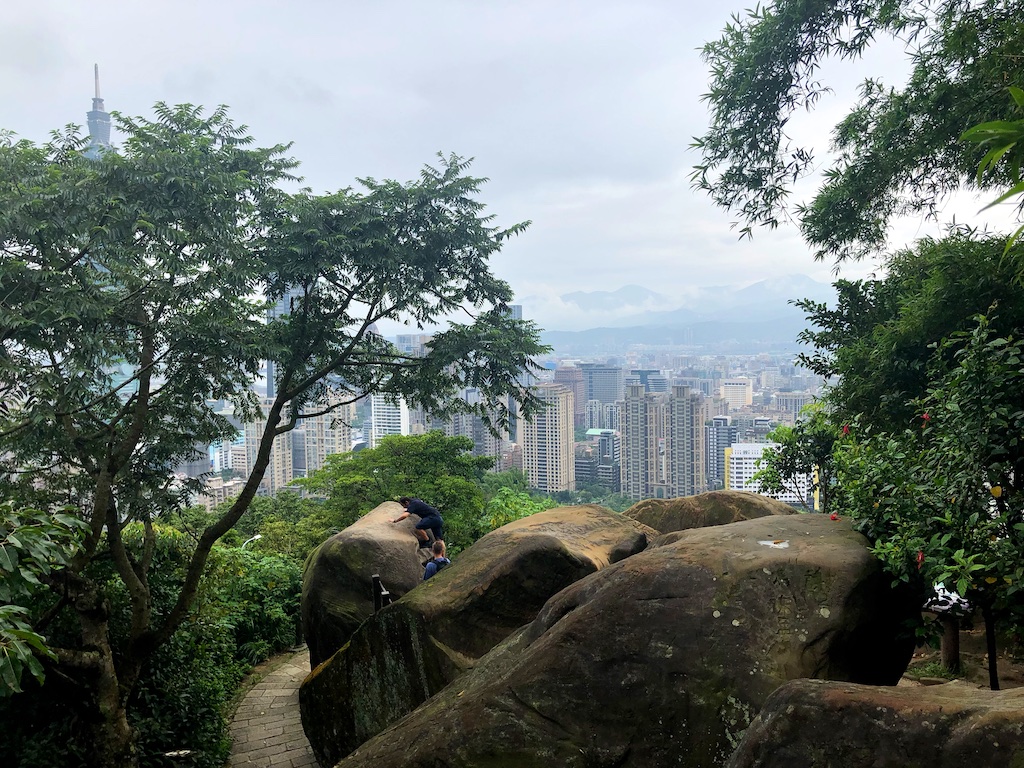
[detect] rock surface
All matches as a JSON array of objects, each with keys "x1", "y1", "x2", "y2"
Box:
[
  {"x1": 339, "y1": 515, "x2": 918, "y2": 768},
  {"x1": 623, "y1": 490, "x2": 797, "y2": 534},
  {"x1": 726, "y1": 678, "x2": 1024, "y2": 768},
  {"x1": 300, "y1": 504, "x2": 655, "y2": 767},
  {"x1": 301, "y1": 501, "x2": 427, "y2": 668}
]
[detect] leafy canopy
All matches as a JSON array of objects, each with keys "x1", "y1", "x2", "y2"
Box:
[
  {"x1": 0, "y1": 102, "x2": 546, "y2": 764},
  {"x1": 796, "y1": 231, "x2": 1024, "y2": 430},
  {"x1": 297, "y1": 432, "x2": 494, "y2": 551},
  {"x1": 835, "y1": 314, "x2": 1024, "y2": 687},
  {"x1": 693, "y1": 0, "x2": 1024, "y2": 261}
]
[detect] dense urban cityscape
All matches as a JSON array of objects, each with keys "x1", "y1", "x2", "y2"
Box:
[
  {"x1": 190, "y1": 308, "x2": 822, "y2": 512},
  {"x1": 5, "y1": 2, "x2": 1024, "y2": 766}
]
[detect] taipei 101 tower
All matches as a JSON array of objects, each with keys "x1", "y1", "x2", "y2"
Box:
[{"x1": 85, "y1": 64, "x2": 111, "y2": 157}]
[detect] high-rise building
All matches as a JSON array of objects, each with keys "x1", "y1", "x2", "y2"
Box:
[
  {"x1": 720, "y1": 378, "x2": 754, "y2": 411},
  {"x1": 395, "y1": 334, "x2": 433, "y2": 357},
  {"x1": 705, "y1": 415, "x2": 738, "y2": 490},
  {"x1": 622, "y1": 384, "x2": 708, "y2": 501},
  {"x1": 621, "y1": 384, "x2": 653, "y2": 500},
  {"x1": 603, "y1": 402, "x2": 622, "y2": 431},
  {"x1": 731, "y1": 414, "x2": 775, "y2": 442},
  {"x1": 554, "y1": 366, "x2": 586, "y2": 425},
  {"x1": 725, "y1": 442, "x2": 813, "y2": 508},
  {"x1": 592, "y1": 428, "x2": 621, "y2": 492},
  {"x1": 584, "y1": 399, "x2": 603, "y2": 430},
  {"x1": 303, "y1": 401, "x2": 357, "y2": 475},
  {"x1": 85, "y1": 64, "x2": 111, "y2": 158},
  {"x1": 521, "y1": 383, "x2": 574, "y2": 493},
  {"x1": 626, "y1": 369, "x2": 669, "y2": 393},
  {"x1": 265, "y1": 286, "x2": 306, "y2": 399},
  {"x1": 668, "y1": 385, "x2": 709, "y2": 498},
  {"x1": 772, "y1": 391, "x2": 816, "y2": 419},
  {"x1": 443, "y1": 388, "x2": 509, "y2": 463},
  {"x1": 580, "y1": 363, "x2": 624, "y2": 404},
  {"x1": 244, "y1": 399, "x2": 296, "y2": 495},
  {"x1": 370, "y1": 393, "x2": 411, "y2": 447},
  {"x1": 211, "y1": 435, "x2": 247, "y2": 475},
  {"x1": 242, "y1": 397, "x2": 356, "y2": 494}
]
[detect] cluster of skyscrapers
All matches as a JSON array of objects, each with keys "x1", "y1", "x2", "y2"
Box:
[{"x1": 82, "y1": 74, "x2": 816, "y2": 511}]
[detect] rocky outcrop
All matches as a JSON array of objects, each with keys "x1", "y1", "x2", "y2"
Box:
[
  {"x1": 624, "y1": 490, "x2": 797, "y2": 534},
  {"x1": 726, "y1": 678, "x2": 1024, "y2": 768},
  {"x1": 338, "y1": 515, "x2": 918, "y2": 768},
  {"x1": 301, "y1": 501, "x2": 427, "y2": 668},
  {"x1": 300, "y1": 504, "x2": 655, "y2": 767}
]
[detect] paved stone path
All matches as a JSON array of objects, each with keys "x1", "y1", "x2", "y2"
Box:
[{"x1": 228, "y1": 647, "x2": 320, "y2": 768}]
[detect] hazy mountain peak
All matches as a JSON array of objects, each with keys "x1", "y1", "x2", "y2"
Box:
[{"x1": 560, "y1": 284, "x2": 669, "y2": 312}]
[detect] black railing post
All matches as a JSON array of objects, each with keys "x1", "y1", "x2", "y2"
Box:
[{"x1": 372, "y1": 574, "x2": 383, "y2": 612}]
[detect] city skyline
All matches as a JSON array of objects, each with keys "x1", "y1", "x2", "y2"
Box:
[{"x1": 8, "y1": 0, "x2": 1013, "y2": 338}]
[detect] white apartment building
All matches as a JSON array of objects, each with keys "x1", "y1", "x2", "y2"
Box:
[
  {"x1": 195, "y1": 476, "x2": 247, "y2": 512},
  {"x1": 211, "y1": 435, "x2": 247, "y2": 475},
  {"x1": 370, "y1": 393, "x2": 411, "y2": 448},
  {"x1": 725, "y1": 442, "x2": 814, "y2": 508},
  {"x1": 521, "y1": 383, "x2": 575, "y2": 493},
  {"x1": 720, "y1": 378, "x2": 754, "y2": 411},
  {"x1": 585, "y1": 399, "x2": 603, "y2": 430},
  {"x1": 772, "y1": 391, "x2": 816, "y2": 419},
  {"x1": 303, "y1": 401, "x2": 357, "y2": 475}
]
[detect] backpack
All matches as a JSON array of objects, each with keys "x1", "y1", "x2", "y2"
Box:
[{"x1": 425, "y1": 557, "x2": 449, "y2": 575}]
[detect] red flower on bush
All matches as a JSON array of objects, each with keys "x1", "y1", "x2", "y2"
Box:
[
  {"x1": 921, "y1": 412, "x2": 931, "y2": 427},
  {"x1": 841, "y1": 424, "x2": 850, "y2": 436},
  {"x1": 916, "y1": 550, "x2": 925, "y2": 570}
]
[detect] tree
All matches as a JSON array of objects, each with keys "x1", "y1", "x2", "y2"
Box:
[
  {"x1": 836, "y1": 315, "x2": 1024, "y2": 688},
  {"x1": 693, "y1": 0, "x2": 1024, "y2": 261},
  {"x1": 482, "y1": 488, "x2": 556, "y2": 530},
  {"x1": 477, "y1": 467, "x2": 530, "y2": 501},
  {"x1": 963, "y1": 85, "x2": 1024, "y2": 255},
  {"x1": 753, "y1": 404, "x2": 838, "y2": 513},
  {"x1": 0, "y1": 105, "x2": 546, "y2": 766},
  {"x1": 297, "y1": 432, "x2": 495, "y2": 551},
  {"x1": 796, "y1": 232, "x2": 1024, "y2": 431},
  {"x1": 0, "y1": 503, "x2": 87, "y2": 696}
]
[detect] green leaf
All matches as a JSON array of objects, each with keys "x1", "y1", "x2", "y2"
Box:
[{"x1": 0, "y1": 545, "x2": 16, "y2": 573}]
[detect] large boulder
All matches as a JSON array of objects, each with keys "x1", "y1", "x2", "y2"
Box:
[
  {"x1": 302, "y1": 501, "x2": 427, "y2": 668},
  {"x1": 726, "y1": 678, "x2": 1024, "y2": 768},
  {"x1": 624, "y1": 490, "x2": 797, "y2": 534},
  {"x1": 339, "y1": 515, "x2": 919, "y2": 768},
  {"x1": 300, "y1": 504, "x2": 656, "y2": 767}
]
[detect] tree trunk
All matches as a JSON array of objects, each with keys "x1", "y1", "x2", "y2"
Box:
[
  {"x1": 938, "y1": 613, "x2": 961, "y2": 674},
  {"x1": 74, "y1": 583, "x2": 139, "y2": 768},
  {"x1": 982, "y1": 602, "x2": 1000, "y2": 691}
]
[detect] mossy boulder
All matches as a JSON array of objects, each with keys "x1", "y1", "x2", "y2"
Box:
[
  {"x1": 624, "y1": 490, "x2": 797, "y2": 534},
  {"x1": 300, "y1": 504, "x2": 655, "y2": 766},
  {"x1": 727, "y1": 679, "x2": 1024, "y2": 768},
  {"x1": 339, "y1": 515, "x2": 918, "y2": 768},
  {"x1": 302, "y1": 501, "x2": 428, "y2": 668}
]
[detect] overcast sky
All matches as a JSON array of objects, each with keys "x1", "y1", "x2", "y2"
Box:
[{"x1": 1, "y1": 1, "x2": 1010, "y2": 331}]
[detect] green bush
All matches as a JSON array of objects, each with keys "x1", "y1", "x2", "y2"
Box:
[{"x1": 0, "y1": 525, "x2": 301, "y2": 768}]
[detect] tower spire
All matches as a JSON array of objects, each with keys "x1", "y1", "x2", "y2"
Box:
[{"x1": 86, "y1": 65, "x2": 111, "y2": 157}]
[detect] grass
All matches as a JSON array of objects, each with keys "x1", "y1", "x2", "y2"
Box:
[{"x1": 904, "y1": 658, "x2": 964, "y2": 681}]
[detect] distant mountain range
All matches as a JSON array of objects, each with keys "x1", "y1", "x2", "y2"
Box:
[{"x1": 533, "y1": 275, "x2": 837, "y2": 354}]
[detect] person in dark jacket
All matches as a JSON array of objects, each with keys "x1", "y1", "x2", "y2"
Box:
[
  {"x1": 392, "y1": 496, "x2": 444, "y2": 547},
  {"x1": 423, "y1": 540, "x2": 450, "y2": 581}
]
